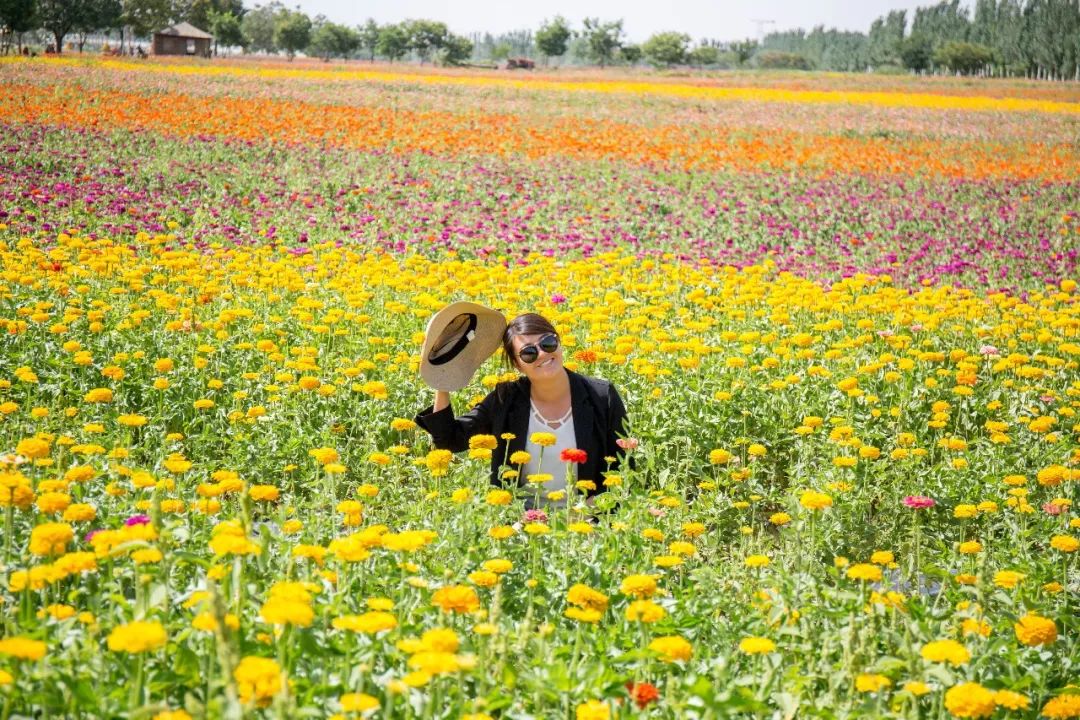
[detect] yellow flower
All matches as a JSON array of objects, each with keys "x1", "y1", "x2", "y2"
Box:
[
  {"x1": 468, "y1": 434, "x2": 497, "y2": 450},
  {"x1": 870, "y1": 550, "x2": 894, "y2": 565},
  {"x1": 509, "y1": 450, "x2": 531, "y2": 465},
  {"x1": 992, "y1": 690, "x2": 1029, "y2": 711},
  {"x1": 260, "y1": 597, "x2": 313, "y2": 627},
  {"x1": 566, "y1": 584, "x2": 609, "y2": 611},
  {"x1": 0, "y1": 637, "x2": 47, "y2": 661},
  {"x1": 248, "y1": 485, "x2": 280, "y2": 502},
  {"x1": 855, "y1": 674, "x2": 891, "y2": 693},
  {"x1": 745, "y1": 554, "x2": 770, "y2": 568},
  {"x1": 332, "y1": 611, "x2": 397, "y2": 634},
  {"x1": 619, "y1": 574, "x2": 658, "y2": 598},
  {"x1": 903, "y1": 681, "x2": 931, "y2": 696},
  {"x1": 1042, "y1": 692, "x2": 1080, "y2": 719},
  {"x1": 958, "y1": 540, "x2": 982, "y2": 554},
  {"x1": 575, "y1": 700, "x2": 610, "y2": 720},
  {"x1": 846, "y1": 563, "x2": 882, "y2": 582},
  {"x1": 482, "y1": 558, "x2": 512, "y2": 574},
  {"x1": 769, "y1": 512, "x2": 791, "y2": 526},
  {"x1": 993, "y1": 570, "x2": 1025, "y2": 589},
  {"x1": 467, "y1": 570, "x2": 499, "y2": 588},
  {"x1": 648, "y1": 635, "x2": 692, "y2": 663},
  {"x1": 234, "y1": 656, "x2": 282, "y2": 707},
  {"x1": 799, "y1": 490, "x2": 832, "y2": 510},
  {"x1": 920, "y1": 639, "x2": 970, "y2": 666},
  {"x1": 708, "y1": 448, "x2": 733, "y2": 464},
  {"x1": 29, "y1": 522, "x2": 74, "y2": 556},
  {"x1": 431, "y1": 585, "x2": 480, "y2": 614},
  {"x1": 625, "y1": 600, "x2": 665, "y2": 623},
  {"x1": 1014, "y1": 614, "x2": 1057, "y2": 646},
  {"x1": 107, "y1": 621, "x2": 167, "y2": 653},
  {"x1": 15, "y1": 437, "x2": 50, "y2": 459},
  {"x1": 565, "y1": 607, "x2": 603, "y2": 623},
  {"x1": 1050, "y1": 535, "x2": 1079, "y2": 553},
  {"x1": 83, "y1": 388, "x2": 113, "y2": 403},
  {"x1": 944, "y1": 682, "x2": 996, "y2": 718},
  {"x1": 738, "y1": 636, "x2": 777, "y2": 655},
  {"x1": 530, "y1": 432, "x2": 557, "y2": 447},
  {"x1": 340, "y1": 693, "x2": 379, "y2": 712}
]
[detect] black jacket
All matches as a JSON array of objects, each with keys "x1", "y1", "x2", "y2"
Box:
[{"x1": 414, "y1": 369, "x2": 630, "y2": 496}]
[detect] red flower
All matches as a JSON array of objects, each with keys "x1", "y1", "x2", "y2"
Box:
[
  {"x1": 559, "y1": 448, "x2": 587, "y2": 464},
  {"x1": 625, "y1": 681, "x2": 660, "y2": 709}
]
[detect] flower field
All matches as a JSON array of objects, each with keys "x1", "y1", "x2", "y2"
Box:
[{"x1": 0, "y1": 56, "x2": 1078, "y2": 719}]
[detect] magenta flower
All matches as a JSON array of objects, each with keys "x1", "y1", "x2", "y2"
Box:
[
  {"x1": 523, "y1": 509, "x2": 548, "y2": 523},
  {"x1": 125, "y1": 514, "x2": 151, "y2": 526},
  {"x1": 550, "y1": 293, "x2": 567, "y2": 305},
  {"x1": 903, "y1": 495, "x2": 936, "y2": 509}
]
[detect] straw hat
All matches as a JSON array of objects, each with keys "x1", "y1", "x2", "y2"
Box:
[{"x1": 419, "y1": 302, "x2": 507, "y2": 391}]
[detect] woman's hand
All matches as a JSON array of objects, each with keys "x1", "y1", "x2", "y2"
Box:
[{"x1": 434, "y1": 390, "x2": 451, "y2": 412}]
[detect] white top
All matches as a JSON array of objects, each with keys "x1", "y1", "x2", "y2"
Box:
[{"x1": 522, "y1": 402, "x2": 576, "y2": 508}]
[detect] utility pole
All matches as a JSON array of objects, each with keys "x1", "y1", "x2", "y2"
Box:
[{"x1": 750, "y1": 18, "x2": 776, "y2": 42}]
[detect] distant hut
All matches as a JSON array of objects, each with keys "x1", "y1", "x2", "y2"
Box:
[{"x1": 152, "y1": 22, "x2": 213, "y2": 57}]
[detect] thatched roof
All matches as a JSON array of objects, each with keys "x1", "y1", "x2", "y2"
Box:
[{"x1": 154, "y1": 22, "x2": 212, "y2": 40}]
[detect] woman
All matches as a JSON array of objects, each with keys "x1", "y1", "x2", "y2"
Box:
[{"x1": 415, "y1": 313, "x2": 630, "y2": 504}]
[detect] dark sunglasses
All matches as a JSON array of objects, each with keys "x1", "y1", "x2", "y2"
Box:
[{"x1": 517, "y1": 334, "x2": 559, "y2": 364}]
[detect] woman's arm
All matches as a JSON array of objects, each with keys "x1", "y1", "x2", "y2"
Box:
[
  {"x1": 415, "y1": 388, "x2": 499, "y2": 453},
  {"x1": 434, "y1": 390, "x2": 451, "y2": 413}
]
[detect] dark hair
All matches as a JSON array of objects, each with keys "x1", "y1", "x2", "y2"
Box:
[{"x1": 502, "y1": 313, "x2": 558, "y2": 369}]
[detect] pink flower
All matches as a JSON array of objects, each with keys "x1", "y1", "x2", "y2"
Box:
[
  {"x1": 616, "y1": 437, "x2": 639, "y2": 451},
  {"x1": 979, "y1": 345, "x2": 999, "y2": 356},
  {"x1": 550, "y1": 293, "x2": 567, "y2": 304},
  {"x1": 648, "y1": 507, "x2": 666, "y2": 518},
  {"x1": 903, "y1": 495, "x2": 936, "y2": 509},
  {"x1": 1042, "y1": 502, "x2": 1064, "y2": 516},
  {"x1": 523, "y1": 509, "x2": 548, "y2": 523}
]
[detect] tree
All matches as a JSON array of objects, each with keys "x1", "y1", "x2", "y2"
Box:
[
  {"x1": 375, "y1": 22, "x2": 407, "y2": 62},
  {"x1": 899, "y1": 33, "x2": 933, "y2": 72},
  {"x1": 356, "y1": 17, "x2": 378, "y2": 61},
  {"x1": 581, "y1": 17, "x2": 622, "y2": 67},
  {"x1": 0, "y1": 0, "x2": 37, "y2": 52},
  {"x1": 756, "y1": 51, "x2": 811, "y2": 69},
  {"x1": 933, "y1": 39, "x2": 993, "y2": 74},
  {"x1": 535, "y1": 15, "x2": 570, "y2": 64},
  {"x1": 75, "y1": 0, "x2": 122, "y2": 51},
  {"x1": 240, "y1": 1, "x2": 281, "y2": 54},
  {"x1": 619, "y1": 43, "x2": 641, "y2": 64},
  {"x1": 642, "y1": 31, "x2": 689, "y2": 67},
  {"x1": 687, "y1": 44, "x2": 720, "y2": 67},
  {"x1": 207, "y1": 7, "x2": 244, "y2": 53},
  {"x1": 273, "y1": 7, "x2": 310, "y2": 59},
  {"x1": 867, "y1": 10, "x2": 905, "y2": 66},
  {"x1": 730, "y1": 38, "x2": 758, "y2": 67},
  {"x1": 37, "y1": 0, "x2": 94, "y2": 53},
  {"x1": 402, "y1": 18, "x2": 447, "y2": 63},
  {"x1": 308, "y1": 19, "x2": 358, "y2": 61},
  {"x1": 438, "y1": 32, "x2": 472, "y2": 66}
]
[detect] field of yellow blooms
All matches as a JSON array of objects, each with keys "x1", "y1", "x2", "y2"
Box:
[{"x1": 0, "y1": 56, "x2": 1078, "y2": 719}]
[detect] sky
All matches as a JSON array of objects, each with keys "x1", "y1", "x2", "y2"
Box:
[{"x1": 274, "y1": 0, "x2": 960, "y2": 43}]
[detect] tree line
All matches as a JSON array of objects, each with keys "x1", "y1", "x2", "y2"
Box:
[
  {"x1": 3, "y1": 0, "x2": 1078, "y2": 79},
  {"x1": 759, "y1": 0, "x2": 1080, "y2": 79}
]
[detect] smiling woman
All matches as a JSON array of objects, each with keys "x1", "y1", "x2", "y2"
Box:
[{"x1": 415, "y1": 312, "x2": 632, "y2": 507}]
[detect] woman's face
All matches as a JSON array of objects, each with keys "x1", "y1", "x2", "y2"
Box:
[{"x1": 510, "y1": 332, "x2": 564, "y2": 381}]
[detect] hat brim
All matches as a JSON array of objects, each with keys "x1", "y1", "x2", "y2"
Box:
[{"x1": 419, "y1": 302, "x2": 507, "y2": 391}]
